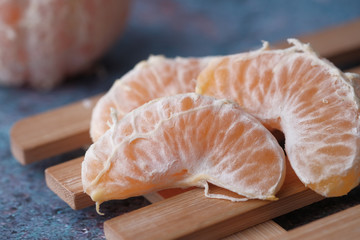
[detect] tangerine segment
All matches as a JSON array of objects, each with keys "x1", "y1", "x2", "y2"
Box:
[
  {"x1": 90, "y1": 55, "x2": 215, "y2": 142},
  {"x1": 82, "y1": 93, "x2": 286, "y2": 207},
  {"x1": 196, "y1": 39, "x2": 360, "y2": 197}
]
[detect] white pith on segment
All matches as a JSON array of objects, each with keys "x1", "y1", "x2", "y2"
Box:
[
  {"x1": 90, "y1": 55, "x2": 216, "y2": 142},
  {"x1": 82, "y1": 93, "x2": 286, "y2": 211},
  {"x1": 196, "y1": 39, "x2": 360, "y2": 196}
]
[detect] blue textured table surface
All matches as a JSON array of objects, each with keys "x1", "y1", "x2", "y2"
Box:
[{"x1": 1, "y1": 1, "x2": 360, "y2": 239}]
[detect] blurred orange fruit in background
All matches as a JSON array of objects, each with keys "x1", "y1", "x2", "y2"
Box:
[{"x1": 0, "y1": 0, "x2": 130, "y2": 89}]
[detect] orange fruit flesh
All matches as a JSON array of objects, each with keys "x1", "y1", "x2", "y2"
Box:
[
  {"x1": 82, "y1": 93, "x2": 286, "y2": 209},
  {"x1": 0, "y1": 2, "x2": 22, "y2": 25},
  {"x1": 196, "y1": 39, "x2": 360, "y2": 197},
  {"x1": 0, "y1": 0, "x2": 130, "y2": 89},
  {"x1": 90, "y1": 55, "x2": 215, "y2": 142}
]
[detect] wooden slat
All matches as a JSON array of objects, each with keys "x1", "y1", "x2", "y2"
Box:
[
  {"x1": 45, "y1": 157, "x2": 286, "y2": 239},
  {"x1": 10, "y1": 94, "x2": 102, "y2": 165},
  {"x1": 10, "y1": 19, "x2": 360, "y2": 165},
  {"x1": 41, "y1": 64, "x2": 360, "y2": 211},
  {"x1": 45, "y1": 157, "x2": 93, "y2": 210},
  {"x1": 147, "y1": 191, "x2": 287, "y2": 240},
  {"x1": 276, "y1": 18, "x2": 360, "y2": 68},
  {"x1": 103, "y1": 164, "x2": 324, "y2": 240},
  {"x1": 45, "y1": 156, "x2": 193, "y2": 210},
  {"x1": 43, "y1": 64, "x2": 360, "y2": 237},
  {"x1": 223, "y1": 221, "x2": 286, "y2": 240},
  {"x1": 269, "y1": 204, "x2": 360, "y2": 240}
]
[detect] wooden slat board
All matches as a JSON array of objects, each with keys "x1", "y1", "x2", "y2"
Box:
[
  {"x1": 223, "y1": 221, "x2": 286, "y2": 240},
  {"x1": 104, "y1": 164, "x2": 324, "y2": 240},
  {"x1": 275, "y1": 18, "x2": 360, "y2": 68},
  {"x1": 10, "y1": 18, "x2": 360, "y2": 240},
  {"x1": 45, "y1": 157, "x2": 287, "y2": 239},
  {"x1": 45, "y1": 157, "x2": 93, "y2": 210},
  {"x1": 9, "y1": 18, "x2": 360, "y2": 165},
  {"x1": 44, "y1": 65, "x2": 360, "y2": 211},
  {"x1": 146, "y1": 190, "x2": 287, "y2": 240},
  {"x1": 10, "y1": 94, "x2": 102, "y2": 165},
  {"x1": 42, "y1": 65, "x2": 360, "y2": 238},
  {"x1": 269, "y1": 204, "x2": 360, "y2": 240}
]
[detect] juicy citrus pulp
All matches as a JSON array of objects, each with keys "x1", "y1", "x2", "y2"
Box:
[
  {"x1": 82, "y1": 93, "x2": 286, "y2": 213},
  {"x1": 196, "y1": 39, "x2": 360, "y2": 197},
  {"x1": 90, "y1": 55, "x2": 215, "y2": 141}
]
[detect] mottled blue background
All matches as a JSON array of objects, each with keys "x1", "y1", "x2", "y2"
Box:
[{"x1": 1, "y1": 0, "x2": 360, "y2": 239}]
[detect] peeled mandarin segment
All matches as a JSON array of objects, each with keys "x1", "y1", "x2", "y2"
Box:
[
  {"x1": 82, "y1": 93, "x2": 286, "y2": 206},
  {"x1": 196, "y1": 39, "x2": 360, "y2": 197},
  {"x1": 90, "y1": 56, "x2": 215, "y2": 142}
]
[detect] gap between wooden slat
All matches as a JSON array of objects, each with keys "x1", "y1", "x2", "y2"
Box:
[
  {"x1": 268, "y1": 204, "x2": 360, "y2": 240},
  {"x1": 347, "y1": 65, "x2": 360, "y2": 74},
  {"x1": 10, "y1": 18, "x2": 360, "y2": 165}
]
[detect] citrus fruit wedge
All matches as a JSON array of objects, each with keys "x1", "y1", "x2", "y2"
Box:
[
  {"x1": 196, "y1": 39, "x2": 360, "y2": 197},
  {"x1": 82, "y1": 93, "x2": 286, "y2": 213},
  {"x1": 90, "y1": 55, "x2": 215, "y2": 142}
]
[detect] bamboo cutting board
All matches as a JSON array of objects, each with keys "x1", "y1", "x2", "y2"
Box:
[{"x1": 10, "y1": 18, "x2": 360, "y2": 239}]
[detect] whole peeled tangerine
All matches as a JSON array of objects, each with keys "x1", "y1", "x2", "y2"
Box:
[{"x1": 0, "y1": 0, "x2": 130, "y2": 89}]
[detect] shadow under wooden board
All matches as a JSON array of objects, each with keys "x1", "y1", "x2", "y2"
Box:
[{"x1": 10, "y1": 18, "x2": 360, "y2": 239}]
